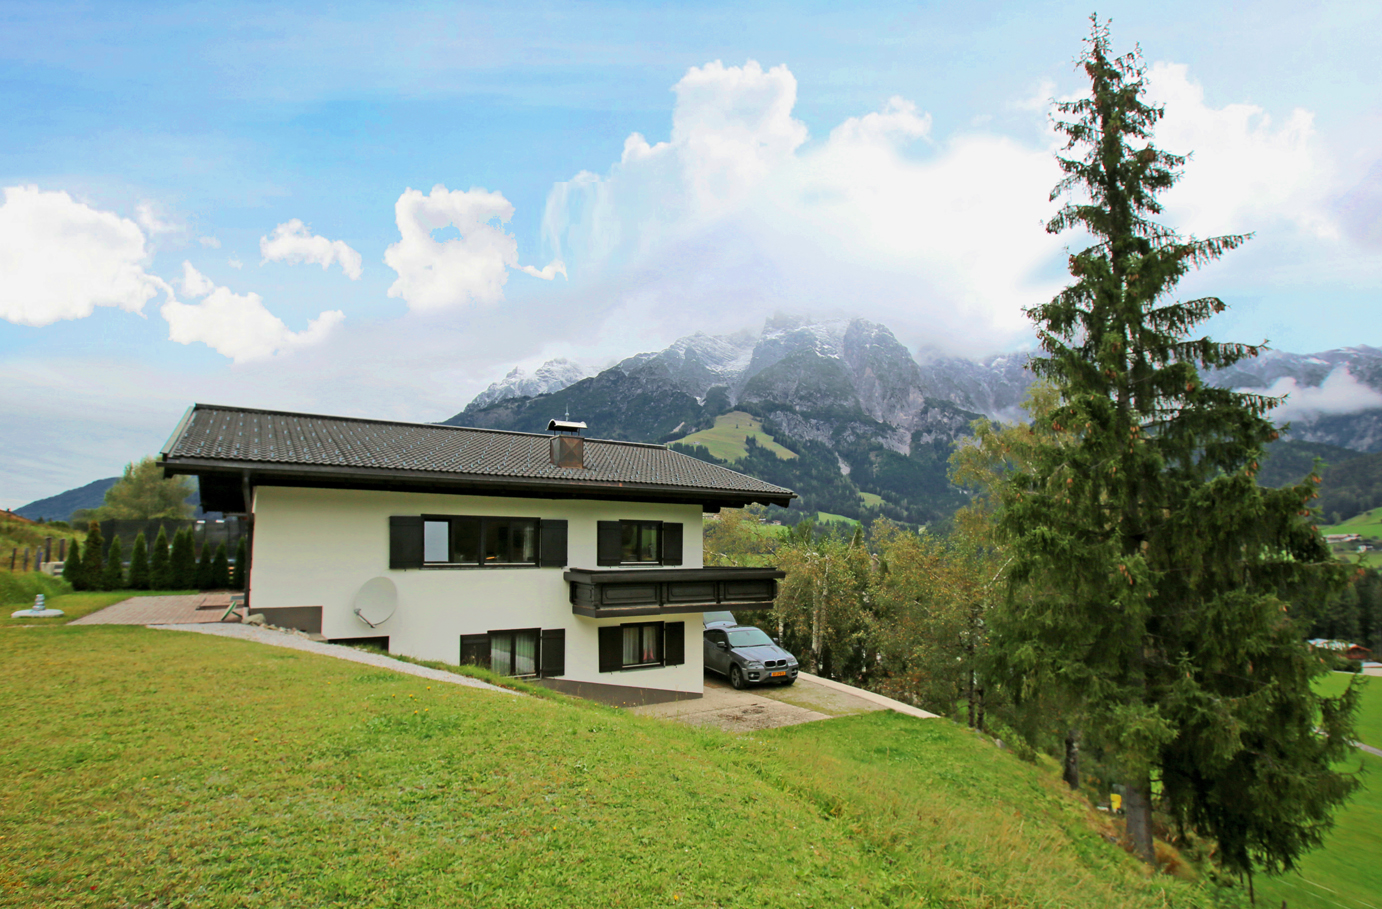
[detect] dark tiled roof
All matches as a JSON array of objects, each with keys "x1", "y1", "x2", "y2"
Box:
[{"x1": 162, "y1": 404, "x2": 794, "y2": 504}]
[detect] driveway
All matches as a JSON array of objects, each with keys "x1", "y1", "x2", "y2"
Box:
[
  {"x1": 628, "y1": 672, "x2": 937, "y2": 733},
  {"x1": 69, "y1": 593, "x2": 238, "y2": 625}
]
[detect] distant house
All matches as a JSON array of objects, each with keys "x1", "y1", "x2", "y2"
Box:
[
  {"x1": 1326, "y1": 533, "x2": 1363, "y2": 544},
  {"x1": 1308, "y1": 638, "x2": 1373, "y2": 662},
  {"x1": 158, "y1": 404, "x2": 795, "y2": 704}
]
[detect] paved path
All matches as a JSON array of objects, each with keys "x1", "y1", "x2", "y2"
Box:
[
  {"x1": 70, "y1": 594, "x2": 234, "y2": 625},
  {"x1": 630, "y1": 672, "x2": 937, "y2": 733},
  {"x1": 150, "y1": 623, "x2": 516, "y2": 696},
  {"x1": 1356, "y1": 741, "x2": 1382, "y2": 759}
]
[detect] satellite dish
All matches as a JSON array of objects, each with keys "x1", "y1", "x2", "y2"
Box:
[{"x1": 352, "y1": 577, "x2": 397, "y2": 628}]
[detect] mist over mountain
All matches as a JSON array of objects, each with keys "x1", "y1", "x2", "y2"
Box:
[{"x1": 451, "y1": 316, "x2": 1382, "y2": 527}]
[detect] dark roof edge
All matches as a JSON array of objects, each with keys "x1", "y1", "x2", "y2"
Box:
[
  {"x1": 184, "y1": 403, "x2": 670, "y2": 451},
  {"x1": 160, "y1": 456, "x2": 796, "y2": 506},
  {"x1": 160, "y1": 405, "x2": 196, "y2": 459}
]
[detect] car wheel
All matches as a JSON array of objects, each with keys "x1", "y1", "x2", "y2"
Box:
[{"x1": 729, "y1": 665, "x2": 746, "y2": 690}]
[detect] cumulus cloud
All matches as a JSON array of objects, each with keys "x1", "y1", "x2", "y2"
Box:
[
  {"x1": 1259, "y1": 367, "x2": 1382, "y2": 422},
  {"x1": 1146, "y1": 62, "x2": 1335, "y2": 239},
  {"x1": 384, "y1": 184, "x2": 564, "y2": 313},
  {"x1": 260, "y1": 219, "x2": 363, "y2": 279},
  {"x1": 161, "y1": 262, "x2": 344, "y2": 363},
  {"x1": 540, "y1": 60, "x2": 1063, "y2": 352},
  {"x1": 199, "y1": 236, "x2": 222, "y2": 248},
  {"x1": 135, "y1": 201, "x2": 178, "y2": 236},
  {"x1": 0, "y1": 185, "x2": 172, "y2": 327}
]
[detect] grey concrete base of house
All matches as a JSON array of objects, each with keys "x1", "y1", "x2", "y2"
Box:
[
  {"x1": 531, "y1": 677, "x2": 703, "y2": 707},
  {"x1": 628, "y1": 672, "x2": 938, "y2": 733}
]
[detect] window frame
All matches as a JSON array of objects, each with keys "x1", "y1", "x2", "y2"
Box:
[{"x1": 421, "y1": 514, "x2": 541, "y2": 568}]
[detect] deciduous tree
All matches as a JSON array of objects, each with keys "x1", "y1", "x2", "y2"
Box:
[
  {"x1": 97, "y1": 457, "x2": 193, "y2": 521},
  {"x1": 988, "y1": 19, "x2": 1358, "y2": 880}
]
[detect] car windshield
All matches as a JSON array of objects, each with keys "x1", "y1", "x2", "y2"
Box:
[{"x1": 726, "y1": 628, "x2": 774, "y2": 648}]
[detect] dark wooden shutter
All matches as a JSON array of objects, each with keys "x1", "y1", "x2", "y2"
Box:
[
  {"x1": 663, "y1": 621, "x2": 685, "y2": 666},
  {"x1": 539, "y1": 520, "x2": 568, "y2": 567},
  {"x1": 389, "y1": 516, "x2": 424, "y2": 569},
  {"x1": 460, "y1": 633, "x2": 490, "y2": 668},
  {"x1": 661, "y1": 522, "x2": 683, "y2": 566},
  {"x1": 597, "y1": 521, "x2": 623, "y2": 566},
  {"x1": 598, "y1": 626, "x2": 623, "y2": 673},
  {"x1": 540, "y1": 628, "x2": 566, "y2": 677}
]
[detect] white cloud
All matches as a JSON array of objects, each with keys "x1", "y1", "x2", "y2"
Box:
[
  {"x1": 1259, "y1": 367, "x2": 1382, "y2": 422},
  {"x1": 228, "y1": 256, "x2": 243, "y2": 269},
  {"x1": 1146, "y1": 62, "x2": 1335, "y2": 240},
  {"x1": 135, "y1": 201, "x2": 178, "y2": 236},
  {"x1": 161, "y1": 262, "x2": 344, "y2": 363},
  {"x1": 384, "y1": 184, "x2": 564, "y2": 313},
  {"x1": 199, "y1": 236, "x2": 222, "y2": 248},
  {"x1": 260, "y1": 219, "x2": 363, "y2": 279},
  {"x1": 0, "y1": 185, "x2": 172, "y2": 327}
]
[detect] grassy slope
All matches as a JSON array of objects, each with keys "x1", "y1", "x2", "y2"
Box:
[
  {"x1": 859, "y1": 491, "x2": 886, "y2": 508},
  {"x1": 676, "y1": 411, "x2": 798, "y2": 463},
  {"x1": 1254, "y1": 673, "x2": 1380, "y2": 909},
  {"x1": 0, "y1": 623, "x2": 1233, "y2": 909},
  {"x1": 1321, "y1": 505, "x2": 1382, "y2": 540}
]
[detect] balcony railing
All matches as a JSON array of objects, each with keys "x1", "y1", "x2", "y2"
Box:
[{"x1": 564, "y1": 566, "x2": 785, "y2": 619}]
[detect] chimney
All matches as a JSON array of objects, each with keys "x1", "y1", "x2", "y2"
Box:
[{"x1": 547, "y1": 419, "x2": 587, "y2": 469}]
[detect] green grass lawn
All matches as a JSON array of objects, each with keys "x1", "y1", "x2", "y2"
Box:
[
  {"x1": 859, "y1": 491, "x2": 886, "y2": 508},
  {"x1": 812, "y1": 511, "x2": 861, "y2": 527},
  {"x1": 1254, "y1": 672, "x2": 1380, "y2": 909},
  {"x1": 676, "y1": 411, "x2": 797, "y2": 463},
  {"x1": 0, "y1": 623, "x2": 1238, "y2": 909},
  {"x1": 1321, "y1": 505, "x2": 1382, "y2": 540}
]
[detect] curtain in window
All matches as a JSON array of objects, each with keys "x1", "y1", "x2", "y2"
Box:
[
  {"x1": 514, "y1": 631, "x2": 537, "y2": 676},
  {"x1": 491, "y1": 635, "x2": 513, "y2": 676},
  {"x1": 622, "y1": 625, "x2": 660, "y2": 666}
]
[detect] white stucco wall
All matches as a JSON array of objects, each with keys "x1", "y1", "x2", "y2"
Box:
[{"x1": 247, "y1": 486, "x2": 706, "y2": 694}]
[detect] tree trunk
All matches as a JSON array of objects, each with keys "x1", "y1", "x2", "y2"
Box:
[
  {"x1": 1062, "y1": 729, "x2": 1081, "y2": 789},
  {"x1": 967, "y1": 670, "x2": 976, "y2": 729},
  {"x1": 975, "y1": 683, "x2": 986, "y2": 733},
  {"x1": 1124, "y1": 778, "x2": 1156, "y2": 865}
]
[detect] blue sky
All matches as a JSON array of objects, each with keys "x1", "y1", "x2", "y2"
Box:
[{"x1": 2, "y1": 0, "x2": 1380, "y2": 506}]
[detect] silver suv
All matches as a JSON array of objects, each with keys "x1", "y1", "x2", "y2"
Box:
[{"x1": 703, "y1": 624, "x2": 799, "y2": 689}]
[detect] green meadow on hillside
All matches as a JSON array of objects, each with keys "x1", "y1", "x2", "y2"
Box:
[
  {"x1": 1322, "y1": 505, "x2": 1382, "y2": 541},
  {"x1": 1254, "y1": 673, "x2": 1379, "y2": 909},
  {"x1": 675, "y1": 411, "x2": 798, "y2": 463},
  {"x1": 0, "y1": 605, "x2": 1242, "y2": 909}
]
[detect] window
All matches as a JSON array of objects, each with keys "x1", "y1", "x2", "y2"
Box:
[
  {"x1": 622, "y1": 623, "x2": 662, "y2": 667},
  {"x1": 462, "y1": 628, "x2": 565, "y2": 678},
  {"x1": 598, "y1": 621, "x2": 685, "y2": 672},
  {"x1": 596, "y1": 521, "x2": 683, "y2": 566},
  {"x1": 421, "y1": 516, "x2": 539, "y2": 566},
  {"x1": 621, "y1": 521, "x2": 661, "y2": 563}
]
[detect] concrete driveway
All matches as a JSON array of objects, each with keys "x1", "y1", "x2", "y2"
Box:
[{"x1": 628, "y1": 672, "x2": 937, "y2": 733}]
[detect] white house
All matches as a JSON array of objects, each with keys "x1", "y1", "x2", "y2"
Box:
[{"x1": 158, "y1": 404, "x2": 795, "y2": 704}]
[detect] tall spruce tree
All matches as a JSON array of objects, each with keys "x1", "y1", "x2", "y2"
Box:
[
  {"x1": 232, "y1": 537, "x2": 248, "y2": 591},
  {"x1": 83, "y1": 521, "x2": 106, "y2": 591},
  {"x1": 170, "y1": 528, "x2": 196, "y2": 590},
  {"x1": 989, "y1": 20, "x2": 1359, "y2": 881},
  {"x1": 150, "y1": 526, "x2": 172, "y2": 590},
  {"x1": 63, "y1": 538, "x2": 85, "y2": 591},
  {"x1": 194, "y1": 540, "x2": 214, "y2": 591},
  {"x1": 210, "y1": 542, "x2": 230, "y2": 590},
  {"x1": 128, "y1": 532, "x2": 151, "y2": 590},
  {"x1": 102, "y1": 536, "x2": 125, "y2": 591}
]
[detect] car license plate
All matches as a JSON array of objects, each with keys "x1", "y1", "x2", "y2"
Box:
[{"x1": 770, "y1": 670, "x2": 787, "y2": 678}]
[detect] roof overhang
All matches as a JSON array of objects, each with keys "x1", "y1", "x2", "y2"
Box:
[{"x1": 160, "y1": 457, "x2": 796, "y2": 512}]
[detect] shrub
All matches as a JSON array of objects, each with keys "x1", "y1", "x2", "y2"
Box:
[
  {"x1": 194, "y1": 541, "x2": 213, "y2": 591},
  {"x1": 63, "y1": 539, "x2": 85, "y2": 591},
  {"x1": 128, "y1": 532, "x2": 150, "y2": 590},
  {"x1": 150, "y1": 527, "x2": 171, "y2": 590},
  {"x1": 101, "y1": 536, "x2": 125, "y2": 591},
  {"x1": 232, "y1": 537, "x2": 248, "y2": 590},
  {"x1": 170, "y1": 528, "x2": 196, "y2": 590},
  {"x1": 84, "y1": 522, "x2": 106, "y2": 590},
  {"x1": 210, "y1": 542, "x2": 230, "y2": 590}
]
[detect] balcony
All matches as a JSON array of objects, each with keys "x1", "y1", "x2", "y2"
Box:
[{"x1": 564, "y1": 566, "x2": 785, "y2": 620}]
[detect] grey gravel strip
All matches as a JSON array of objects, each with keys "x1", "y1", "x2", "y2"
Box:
[
  {"x1": 150, "y1": 623, "x2": 518, "y2": 696},
  {"x1": 1356, "y1": 741, "x2": 1382, "y2": 759}
]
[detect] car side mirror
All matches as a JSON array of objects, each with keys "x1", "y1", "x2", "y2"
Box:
[{"x1": 716, "y1": 641, "x2": 727, "y2": 650}]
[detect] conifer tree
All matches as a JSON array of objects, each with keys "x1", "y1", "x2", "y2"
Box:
[
  {"x1": 150, "y1": 526, "x2": 171, "y2": 590},
  {"x1": 84, "y1": 521, "x2": 106, "y2": 591},
  {"x1": 102, "y1": 536, "x2": 125, "y2": 591},
  {"x1": 210, "y1": 542, "x2": 230, "y2": 590},
  {"x1": 988, "y1": 19, "x2": 1359, "y2": 880},
  {"x1": 128, "y1": 532, "x2": 150, "y2": 590},
  {"x1": 195, "y1": 540, "x2": 214, "y2": 591},
  {"x1": 170, "y1": 528, "x2": 196, "y2": 590},
  {"x1": 63, "y1": 538, "x2": 85, "y2": 591},
  {"x1": 232, "y1": 537, "x2": 248, "y2": 591}
]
